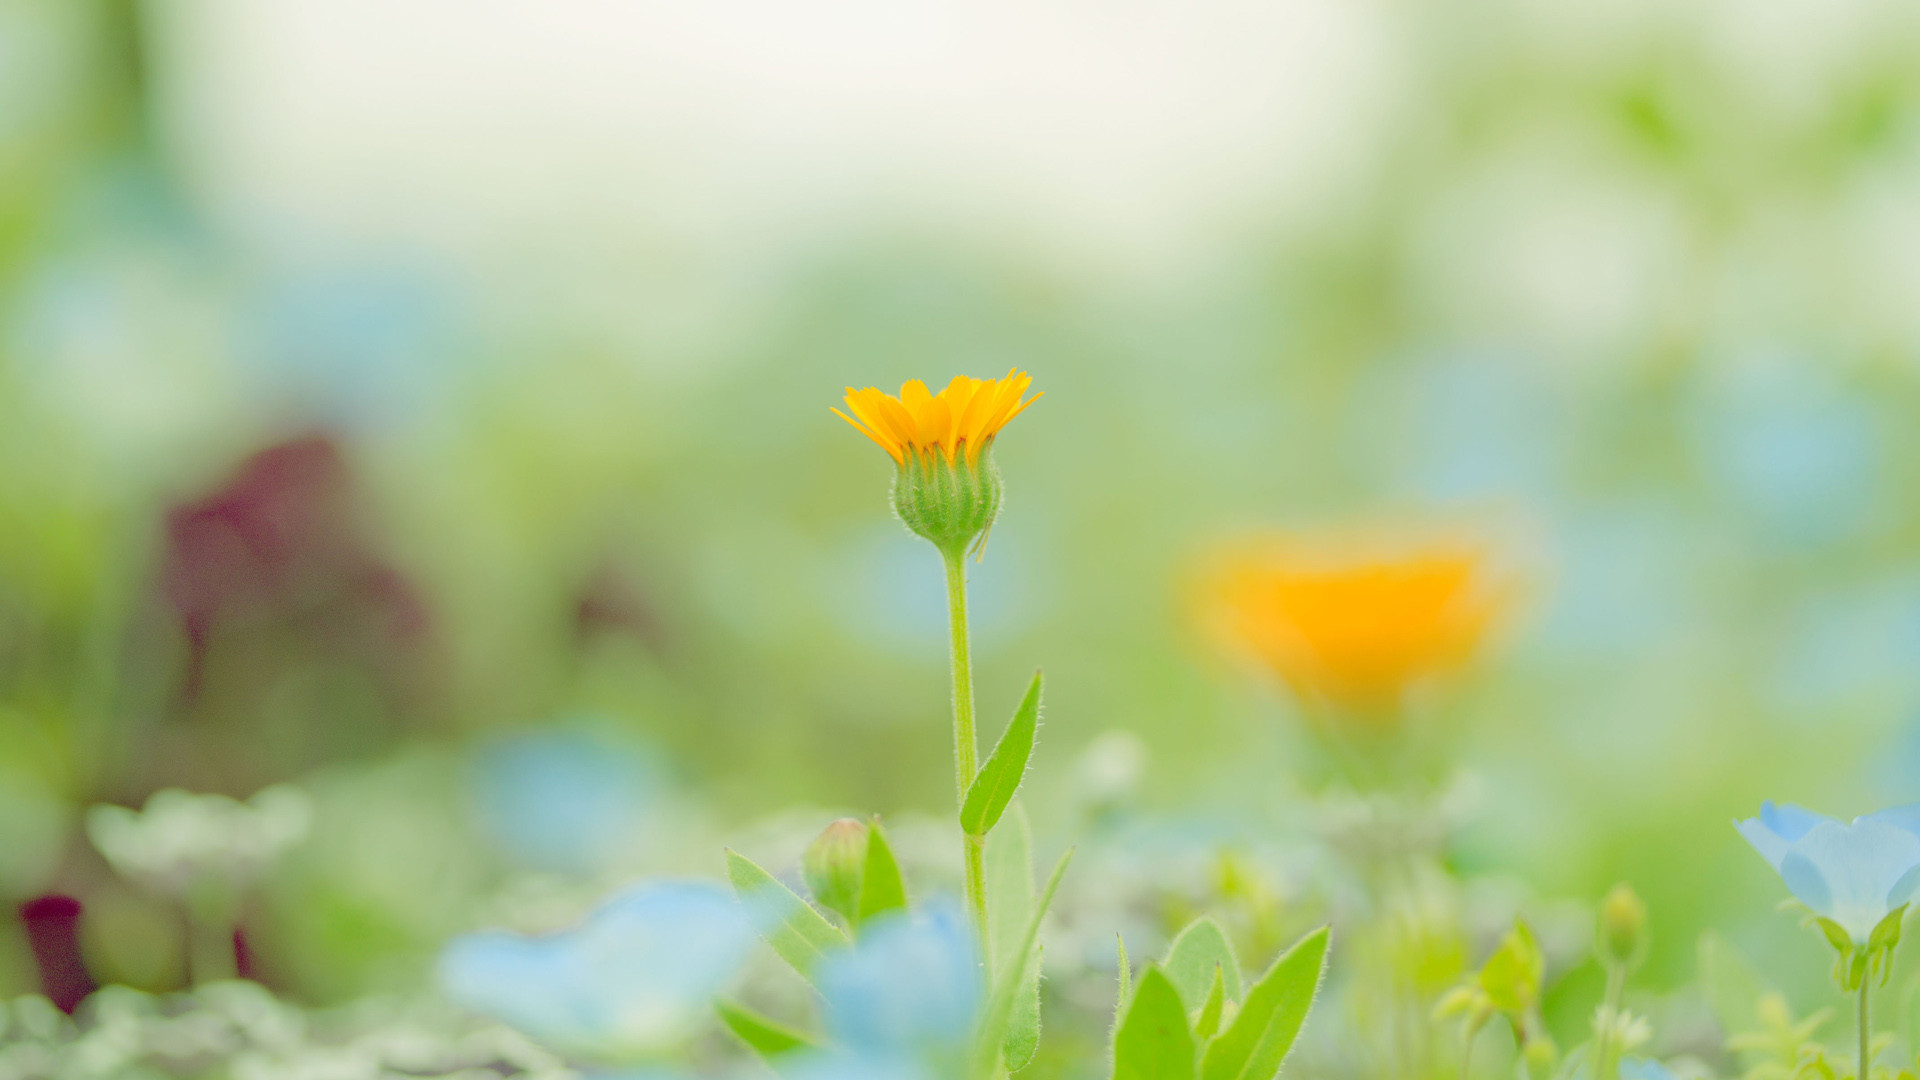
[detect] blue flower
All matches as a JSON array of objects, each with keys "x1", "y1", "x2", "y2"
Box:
[
  {"x1": 438, "y1": 882, "x2": 758, "y2": 1059},
  {"x1": 813, "y1": 901, "x2": 980, "y2": 1070},
  {"x1": 1737, "y1": 801, "x2": 1920, "y2": 943},
  {"x1": 469, "y1": 725, "x2": 661, "y2": 875}
]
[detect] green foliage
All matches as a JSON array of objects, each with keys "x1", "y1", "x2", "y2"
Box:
[
  {"x1": 1197, "y1": 926, "x2": 1330, "y2": 1080},
  {"x1": 1112, "y1": 967, "x2": 1196, "y2": 1080},
  {"x1": 974, "y1": 849, "x2": 1074, "y2": 1080},
  {"x1": 962, "y1": 672, "x2": 1042, "y2": 838},
  {"x1": 1164, "y1": 917, "x2": 1244, "y2": 1008},
  {"x1": 726, "y1": 849, "x2": 848, "y2": 979},
  {"x1": 987, "y1": 801, "x2": 1043, "y2": 1071},
  {"x1": 1479, "y1": 921, "x2": 1544, "y2": 1016},
  {"x1": 855, "y1": 817, "x2": 908, "y2": 925},
  {"x1": 716, "y1": 998, "x2": 819, "y2": 1058}
]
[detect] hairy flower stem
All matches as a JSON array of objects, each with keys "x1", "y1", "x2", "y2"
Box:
[
  {"x1": 942, "y1": 546, "x2": 990, "y2": 972},
  {"x1": 1860, "y1": 978, "x2": 1871, "y2": 1080}
]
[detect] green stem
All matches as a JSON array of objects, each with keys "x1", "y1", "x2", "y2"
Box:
[
  {"x1": 1592, "y1": 961, "x2": 1627, "y2": 1080},
  {"x1": 942, "y1": 547, "x2": 990, "y2": 969},
  {"x1": 1860, "y1": 976, "x2": 1871, "y2": 1080}
]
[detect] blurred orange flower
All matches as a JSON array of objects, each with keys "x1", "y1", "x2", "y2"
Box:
[
  {"x1": 1202, "y1": 533, "x2": 1513, "y2": 715},
  {"x1": 833, "y1": 369, "x2": 1041, "y2": 466}
]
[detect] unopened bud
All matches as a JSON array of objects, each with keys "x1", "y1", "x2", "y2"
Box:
[
  {"x1": 803, "y1": 818, "x2": 869, "y2": 920},
  {"x1": 1598, "y1": 882, "x2": 1648, "y2": 970}
]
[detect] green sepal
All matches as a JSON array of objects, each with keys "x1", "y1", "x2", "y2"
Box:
[
  {"x1": 716, "y1": 998, "x2": 819, "y2": 1059},
  {"x1": 1165, "y1": 917, "x2": 1244, "y2": 1008},
  {"x1": 1111, "y1": 967, "x2": 1197, "y2": 1080},
  {"x1": 726, "y1": 849, "x2": 849, "y2": 980},
  {"x1": 962, "y1": 672, "x2": 1042, "y2": 837},
  {"x1": 1198, "y1": 926, "x2": 1331, "y2": 1080},
  {"x1": 856, "y1": 818, "x2": 908, "y2": 925}
]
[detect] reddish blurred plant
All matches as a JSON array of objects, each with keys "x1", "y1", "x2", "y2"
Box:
[{"x1": 160, "y1": 434, "x2": 430, "y2": 700}]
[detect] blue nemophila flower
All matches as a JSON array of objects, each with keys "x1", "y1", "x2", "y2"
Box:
[
  {"x1": 438, "y1": 882, "x2": 759, "y2": 1059},
  {"x1": 1736, "y1": 801, "x2": 1920, "y2": 944},
  {"x1": 809, "y1": 901, "x2": 980, "y2": 1074}
]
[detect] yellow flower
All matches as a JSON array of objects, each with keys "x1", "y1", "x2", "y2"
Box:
[
  {"x1": 833, "y1": 369, "x2": 1041, "y2": 466},
  {"x1": 1202, "y1": 533, "x2": 1511, "y2": 713}
]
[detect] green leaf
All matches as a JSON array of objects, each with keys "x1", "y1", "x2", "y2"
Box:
[
  {"x1": 1194, "y1": 966, "x2": 1227, "y2": 1043},
  {"x1": 961, "y1": 672, "x2": 1042, "y2": 837},
  {"x1": 974, "y1": 848, "x2": 1074, "y2": 1080},
  {"x1": 857, "y1": 818, "x2": 908, "y2": 924},
  {"x1": 1116, "y1": 935, "x2": 1133, "y2": 1026},
  {"x1": 726, "y1": 849, "x2": 849, "y2": 979},
  {"x1": 1199, "y1": 925, "x2": 1330, "y2": 1080},
  {"x1": 1165, "y1": 917, "x2": 1244, "y2": 1008},
  {"x1": 1112, "y1": 967, "x2": 1197, "y2": 1080},
  {"x1": 987, "y1": 802, "x2": 1041, "y2": 1071},
  {"x1": 1477, "y1": 921, "x2": 1542, "y2": 1015},
  {"x1": 716, "y1": 998, "x2": 818, "y2": 1058}
]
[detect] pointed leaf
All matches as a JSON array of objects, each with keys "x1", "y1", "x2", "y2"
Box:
[
  {"x1": 857, "y1": 818, "x2": 908, "y2": 924},
  {"x1": 1199, "y1": 926, "x2": 1330, "y2": 1080},
  {"x1": 1165, "y1": 917, "x2": 1244, "y2": 1007},
  {"x1": 987, "y1": 802, "x2": 1041, "y2": 1070},
  {"x1": 962, "y1": 672, "x2": 1042, "y2": 836},
  {"x1": 1117, "y1": 935, "x2": 1133, "y2": 1022},
  {"x1": 717, "y1": 998, "x2": 819, "y2": 1058},
  {"x1": 1194, "y1": 966, "x2": 1227, "y2": 1043},
  {"x1": 726, "y1": 849, "x2": 848, "y2": 979},
  {"x1": 974, "y1": 848, "x2": 1073, "y2": 1080},
  {"x1": 1112, "y1": 967, "x2": 1196, "y2": 1080}
]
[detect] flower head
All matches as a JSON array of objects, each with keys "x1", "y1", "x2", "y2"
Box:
[
  {"x1": 437, "y1": 882, "x2": 760, "y2": 1060},
  {"x1": 835, "y1": 371, "x2": 1040, "y2": 557},
  {"x1": 1737, "y1": 801, "x2": 1920, "y2": 946},
  {"x1": 1201, "y1": 532, "x2": 1512, "y2": 713},
  {"x1": 834, "y1": 370, "x2": 1040, "y2": 467}
]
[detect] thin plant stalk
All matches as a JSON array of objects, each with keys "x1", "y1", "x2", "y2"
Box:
[
  {"x1": 1859, "y1": 978, "x2": 1871, "y2": 1080},
  {"x1": 942, "y1": 546, "x2": 991, "y2": 967}
]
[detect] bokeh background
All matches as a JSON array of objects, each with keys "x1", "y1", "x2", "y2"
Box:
[{"x1": 5, "y1": 0, "x2": 1920, "y2": 1061}]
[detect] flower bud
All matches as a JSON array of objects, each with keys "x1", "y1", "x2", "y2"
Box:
[
  {"x1": 1598, "y1": 882, "x2": 1648, "y2": 970},
  {"x1": 803, "y1": 818, "x2": 870, "y2": 920},
  {"x1": 892, "y1": 449, "x2": 1003, "y2": 557}
]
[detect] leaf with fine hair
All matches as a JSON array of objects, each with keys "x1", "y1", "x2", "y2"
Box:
[
  {"x1": 1165, "y1": 916, "x2": 1244, "y2": 1008},
  {"x1": 1112, "y1": 967, "x2": 1197, "y2": 1080},
  {"x1": 961, "y1": 672, "x2": 1042, "y2": 837},
  {"x1": 1199, "y1": 926, "x2": 1330, "y2": 1080},
  {"x1": 987, "y1": 802, "x2": 1042, "y2": 1071},
  {"x1": 726, "y1": 849, "x2": 848, "y2": 980},
  {"x1": 972, "y1": 848, "x2": 1074, "y2": 1080}
]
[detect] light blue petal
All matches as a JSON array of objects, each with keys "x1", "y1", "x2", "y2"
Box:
[
  {"x1": 1866, "y1": 803, "x2": 1920, "y2": 842},
  {"x1": 1740, "y1": 802, "x2": 1838, "y2": 870},
  {"x1": 438, "y1": 881, "x2": 757, "y2": 1056},
  {"x1": 1737, "y1": 817, "x2": 1794, "y2": 870},
  {"x1": 816, "y1": 901, "x2": 981, "y2": 1058},
  {"x1": 1761, "y1": 801, "x2": 1831, "y2": 842},
  {"x1": 1778, "y1": 819, "x2": 1920, "y2": 942}
]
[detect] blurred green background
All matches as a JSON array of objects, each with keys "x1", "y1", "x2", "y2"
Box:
[{"x1": 4, "y1": 0, "x2": 1920, "y2": 1033}]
